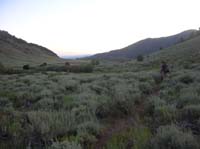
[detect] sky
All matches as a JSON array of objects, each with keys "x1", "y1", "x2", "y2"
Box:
[{"x1": 0, "y1": 0, "x2": 200, "y2": 57}]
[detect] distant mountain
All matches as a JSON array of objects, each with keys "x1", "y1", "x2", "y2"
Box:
[
  {"x1": 0, "y1": 30, "x2": 61, "y2": 66},
  {"x1": 62, "y1": 54, "x2": 92, "y2": 59},
  {"x1": 90, "y1": 30, "x2": 197, "y2": 60}
]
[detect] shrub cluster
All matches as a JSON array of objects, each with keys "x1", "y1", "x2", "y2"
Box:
[
  {"x1": 37, "y1": 64, "x2": 94, "y2": 73},
  {"x1": 23, "y1": 64, "x2": 30, "y2": 70},
  {"x1": 68, "y1": 64, "x2": 94, "y2": 73},
  {"x1": 137, "y1": 55, "x2": 144, "y2": 62},
  {"x1": 40, "y1": 62, "x2": 47, "y2": 67},
  {"x1": 150, "y1": 125, "x2": 198, "y2": 149},
  {"x1": 91, "y1": 59, "x2": 100, "y2": 65}
]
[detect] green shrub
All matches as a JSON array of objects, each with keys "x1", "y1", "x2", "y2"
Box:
[
  {"x1": 65, "y1": 62, "x2": 70, "y2": 66},
  {"x1": 33, "y1": 98, "x2": 55, "y2": 110},
  {"x1": 45, "y1": 65, "x2": 67, "y2": 72},
  {"x1": 0, "y1": 91, "x2": 21, "y2": 108},
  {"x1": 0, "y1": 112, "x2": 24, "y2": 142},
  {"x1": 105, "y1": 127, "x2": 151, "y2": 149},
  {"x1": 64, "y1": 80, "x2": 79, "y2": 93},
  {"x1": 43, "y1": 63, "x2": 93, "y2": 73},
  {"x1": 139, "y1": 82, "x2": 153, "y2": 94},
  {"x1": 96, "y1": 98, "x2": 133, "y2": 119},
  {"x1": 0, "y1": 97, "x2": 13, "y2": 112},
  {"x1": 27, "y1": 111, "x2": 77, "y2": 141},
  {"x1": 150, "y1": 125, "x2": 198, "y2": 149},
  {"x1": 180, "y1": 105, "x2": 200, "y2": 122},
  {"x1": 179, "y1": 74, "x2": 193, "y2": 84},
  {"x1": 49, "y1": 140, "x2": 82, "y2": 149},
  {"x1": 40, "y1": 62, "x2": 47, "y2": 67},
  {"x1": 77, "y1": 121, "x2": 100, "y2": 136},
  {"x1": 69, "y1": 64, "x2": 94, "y2": 73},
  {"x1": 154, "y1": 105, "x2": 177, "y2": 125},
  {"x1": 95, "y1": 92, "x2": 136, "y2": 119},
  {"x1": 137, "y1": 55, "x2": 144, "y2": 62},
  {"x1": 90, "y1": 84, "x2": 104, "y2": 95},
  {"x1": 177, "y1": 91, "x2": 200, "y2": 108},
  {"x1": 2, "y1": 68, "x2": 23, "y2": 74},
  {"x1": 0, "y1": 66, "x2": 22, "y2": 74},
  {"x1": 91, "y1": 59, "x2": 100, "y2": 65},
  {"x1": 62, "y1": 96, "x2": 75, "y2": 110},
  {"x1": 144, "y1": 96, "x2": 166, "y2": 116},
  {"x1": 23, "y1": 64, "x2": 30, "y2": 70},
  {"x1": 76, "y1": 130, "x2": 97, "y2": 148}
]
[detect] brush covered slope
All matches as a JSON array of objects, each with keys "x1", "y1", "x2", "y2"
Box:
[
  {"x1": 0, "y1": 30, "x2": 61, "y2": 67},
  {"x1": 146, "y1": 31, "x2": 200, "y2": 68},
  {"x1": 90, "y1": 30, "x2": 197, "y2": 60}
]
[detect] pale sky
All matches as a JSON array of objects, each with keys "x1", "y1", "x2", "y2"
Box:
[{"x1": 0, "y1": 0, "x2": 200, "y2": 56}]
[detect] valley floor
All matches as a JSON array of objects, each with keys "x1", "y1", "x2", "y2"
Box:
[{"x1": 1, "y1": 59, "x2": 200, "y2": 149}]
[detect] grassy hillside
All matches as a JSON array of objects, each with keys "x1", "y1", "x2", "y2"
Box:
[
  {"x1": 0, "y1": 32, "x2": 200, "y2": 149},
  {"x1": 148, "y1": 33, "x2": 200, "y2": 67},
  {"x1": 0, "y1": 30, "x2": 62, "y2": 67},
  {"x1": 93, "y1": 33, "x2": 200, "y2": 73},
  {"x1": 90, "y1": 30, "x2": 197, "y2": 60}
]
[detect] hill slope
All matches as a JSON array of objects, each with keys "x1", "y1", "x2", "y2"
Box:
[
  {"x1": 0, "y1": 30, "x2": 61, "y2": 66},
  {"x1": 147, "y1": 32, "x2": 200, "y2": 67},
  {"x1": 90, "y1": 30, "x2": 197, "y2": 60}
]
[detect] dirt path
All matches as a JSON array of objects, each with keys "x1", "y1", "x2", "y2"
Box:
[
  {"x1": 94, "y1": 100, "x2": 146, "y2": 149},
  {"x1": 94, "y1": 117, "x2": 136, "y2": 149},
  {"x1": 94, "y1": 86, "x2": 160, "y2": 149}
]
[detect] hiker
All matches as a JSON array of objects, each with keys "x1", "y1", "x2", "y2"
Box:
[{"x1": 160, "y1": 61, "x2": 170, "y2": 80}]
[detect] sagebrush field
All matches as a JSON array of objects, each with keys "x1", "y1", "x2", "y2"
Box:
[{"x1": 1, "y1": 35, "x2": 200, "y2": 149}]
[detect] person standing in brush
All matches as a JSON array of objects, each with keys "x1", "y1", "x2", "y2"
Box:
[{"x1": 160, "y1": 61, "x2": 170, "y2": 80}]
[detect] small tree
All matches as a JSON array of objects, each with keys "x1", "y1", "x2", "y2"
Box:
[
  {"x1": 65, "y1": 62, "x2": 70, "y2": 66},
  {"x1": 23, "y1": 64, "x2": 30, "y2": 70},
  {"x1": 40, "y1": 62, "x2": 47, "y2": 67},
  {"x1": 91, "y1": 59, "x2": 100, "y2": 65},
  {"x1": 137, "y1": 55, "x2": 144, "y2": 62}
]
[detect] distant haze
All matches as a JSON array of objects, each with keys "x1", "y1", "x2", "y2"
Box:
[
  {"x1": 0, "y1": 0, "x2": 200, "y2": 57},
  {"x1": 62, "y1": 54, "x2": 92, "y2": 59}
]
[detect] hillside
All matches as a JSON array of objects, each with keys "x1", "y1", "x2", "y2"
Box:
[
  {"x1": 0, "y1": 30, "x2": 61, "y2": 67},
  {"x1": 145, "y1": 32, "x2": 200, "y2": 68},
  {"x1": 90, "y1": 30, "x2": 197, "y2": 60}
]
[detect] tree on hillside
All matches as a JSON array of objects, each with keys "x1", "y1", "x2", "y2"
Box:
[{"x1": 137, "y1": 55, "x2": 144, "y2": 62}]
